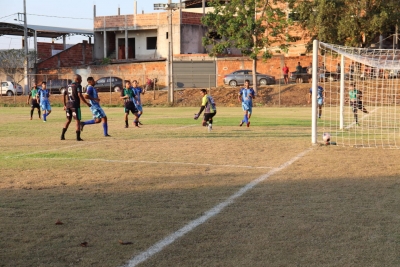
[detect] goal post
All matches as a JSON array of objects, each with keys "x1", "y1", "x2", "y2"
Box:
[
  {"x1": 311, "y1": 39, "x2": 319, "y2": 144},
  {"x1": 312, "y1": 41, "x2": 400, "y2": 148}
]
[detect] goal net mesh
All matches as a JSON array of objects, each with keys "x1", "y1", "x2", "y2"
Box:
[{"x1": 317, "y1": 42, "x2": 400, "y2": 148}]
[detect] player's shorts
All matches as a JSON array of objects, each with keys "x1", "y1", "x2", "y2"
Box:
[
  {"x1": 31, "y1": 99, "x2": 40, "y2": 109},
  {"x1": 242, "y1": 102, "x2": 252, "y2": 114},
  {"x1": 66, "y1": 107, "x2": 82, "y2": 120},
  {"x1": 90, "y1": 105, "x2": 106, "y2": 119},
  {"x1": 135, "y1": 104, "x2": 143, "y2": 112},
  {"x1": 40, "y1": 101, "x2": 51, "y2": 111},
  {"x1": 350, "y1": 100, "x2": 363, "y2": 112},
  {"x1": 204, "y1": 111, "x2": 216, "y2": 121},
  {"x1": 124, "y1": 101, "x2": 137, "y2": 114},
  {"x1": 317, "y1": 98, "x2": 324, "y2": 105}
]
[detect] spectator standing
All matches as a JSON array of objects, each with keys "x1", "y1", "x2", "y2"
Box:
[
  {"x1": 295, "y1": 62, "x2": 303, "y2": 83},
  {"x1": 282, "y1": 63, "x2": 289, "y2": 84}
]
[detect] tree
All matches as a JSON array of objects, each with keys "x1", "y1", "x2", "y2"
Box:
[
  {"x1": 202, "y1": 0, "x2": 293, "y2": 93},
  {"x1": 0, "y1": 49, "x2": 36, "y2": 87},
  {"x1": 290, "y1": 0, "x2": 400, "y2": 49}
]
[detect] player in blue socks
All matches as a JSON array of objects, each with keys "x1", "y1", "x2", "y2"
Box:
[
  {"x1": 132, "y1": 80, "x2": 146, "y2": 127},
  {"x1": 37, "y1": 81, "x2": 51, "y2": 122},
  {"x1": 80, "y1": 77, "x2": 110, "y2": 137},
  {"x1": 238, "y1": 79, "x2": 255, "y2": 127}
]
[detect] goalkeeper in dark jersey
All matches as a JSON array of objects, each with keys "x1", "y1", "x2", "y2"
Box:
[
  {"x1": 194, "y1": 89, "x2": 217, "y2": 132},
  {"x1": 349, "y1": 83, "x2": 368, "y2": 125}
]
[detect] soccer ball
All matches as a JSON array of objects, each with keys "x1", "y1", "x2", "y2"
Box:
[{"x1": 322, "y1": 132, "x2": 331, "y2": 143}]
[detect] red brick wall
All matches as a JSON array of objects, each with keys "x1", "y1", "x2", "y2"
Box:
[
  {"x1": 37, "y1": 41, "x2": 93, "y2": 69},
  {"x1": 37, "y1": 43, "x2": 64, "y2": 60},
  {"x1": 94, "y1": 13, "x2": 179, "y2": 29},
  {"x1": 181, "y1": 12, "x2": 202, "y2": 25}
]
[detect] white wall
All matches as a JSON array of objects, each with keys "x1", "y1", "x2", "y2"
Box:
[{"x1": 116, "y1": 29, "x2": 164, "y2": 60}]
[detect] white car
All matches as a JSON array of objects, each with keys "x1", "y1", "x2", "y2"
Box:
[{"x1": 0, "y1": 81, "x2": 23, "y2": 96}]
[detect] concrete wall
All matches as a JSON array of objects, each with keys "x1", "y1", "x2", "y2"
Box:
[
  {"x1": 94, "y1": 32, "x2": 104, "y2": 59},
  {"x1": 181, "y1": 25, "x2": 207, "y2": 54},
  {"x1": 35, "y1": 61, "x2": 167, "y2": 88},
  {"x1": 115, "y1": 29, "x2": 159, "y2": 60}
]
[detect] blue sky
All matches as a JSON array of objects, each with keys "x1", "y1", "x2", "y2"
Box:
[{"x1": 0, "y1": 0, "x2": 165, "y2": 49}]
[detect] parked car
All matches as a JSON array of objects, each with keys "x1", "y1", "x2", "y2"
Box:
[
  {"x1": 93, "y1": 76, "x2": 124, "y2": 92},
  {"x1": 223, "y1": 70, "x2": 276, "y2": 87},
  {"x1": 290, "y1": 67, "x2": 312, "y2": 83},
  {"x1": 48, "y1": 79, "x2": 73, "y2": 94},
  {"x1": 0, "y1": 81, "x2": 23, "y2": 96}
]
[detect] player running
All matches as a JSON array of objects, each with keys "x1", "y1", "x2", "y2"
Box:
[
  {"x1": 194, "y1": 89, "x2": 216, "y2": 132},
  {"x1": 132, "y1": 80, "x2": 146, "y2": 127},
  {"x1": 27, "y1": 82, "x2": 41, "y2": 120},
  {"x1": 79, "y1": 77, "x2": 111, "y2": 137},
  {"x1": 60, "y1": 74, "x2": 91, "y2": 141},
  {"x1": 121, "y1": 80, "x2": 138, "y2": 128},
  {"x1": 37, "y1": 81, "x2": 51, "y2": 122},
  {"x1": 238, "y1": 79, "x2": 255, "y2": 127}
]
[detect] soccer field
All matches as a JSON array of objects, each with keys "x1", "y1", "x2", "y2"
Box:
[{"x1": 0, "y1": 107, "x2": 399, "y2": 267}]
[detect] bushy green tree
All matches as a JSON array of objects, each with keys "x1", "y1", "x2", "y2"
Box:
[
  {"x1": 290, "y1": 0, "x2": 400, "y2": 48},
  {"x1": 202, "y1": 0, "x2": 293, "y2": 92}
]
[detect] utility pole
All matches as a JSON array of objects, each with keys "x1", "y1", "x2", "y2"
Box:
[
  {"x1": 23, "y1": 0, "x2": 29, "y2": 94},
  {"x1": 168, "y1": 0, "x2": 173, "y2": 103},
  {"x1": 154, "y1": 1, "x2": 185, "y2": 104}
]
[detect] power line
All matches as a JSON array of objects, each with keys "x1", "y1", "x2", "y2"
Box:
[
  {"x1": 27, "y1": 13, "x2": 92, "y2": 20},
  {"x1": 0, "y1": 13, "x2": 17, "y2": 20}
]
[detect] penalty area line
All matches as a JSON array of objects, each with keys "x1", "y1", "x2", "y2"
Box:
[{"x1": 121, "y1": 147, "x2": 314, "y2": 267}]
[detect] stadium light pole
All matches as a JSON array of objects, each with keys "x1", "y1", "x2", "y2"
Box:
[{"x1": 154, "y1": 1, "x2": 185, "y2": 104}]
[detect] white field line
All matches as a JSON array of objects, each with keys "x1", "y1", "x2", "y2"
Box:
[
  {"x1": 27, "y1": 157, "x2": 273, "y2": 170},
  {"x1": 4, "y1": 141, "x2": 103, "y2": 159},
  {"x1": 344, "y1": 107, "x2": 378, "y2": 130},
  {"x1": 122, "y1": 147, "x2": 314, "y2": 267}
]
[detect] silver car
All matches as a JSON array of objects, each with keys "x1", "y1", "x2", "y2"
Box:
[
  {"x1": 223, "y1": 69, "x2": 276, "y2": 87},
  {"x1": 0, "y1": 81, "x2": 23, "y2": 96}
]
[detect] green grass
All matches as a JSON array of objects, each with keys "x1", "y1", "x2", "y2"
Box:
[{"x1": 0, "y1": 107, "x2": 399, "y2": 267}]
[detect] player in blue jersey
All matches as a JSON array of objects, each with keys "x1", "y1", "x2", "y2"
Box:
[
  {"x1": 79, "y1": 77, "x2": 111, "y2": 137},
  {"x1": 61, "y1": 74, "x2": 91, "y2": 141},
  {"x1": 132, "y1": 80, "x2": 146, "y2": 127},
  {"x1": 194, "y1": 89, "x2": 217, "y2": 131},
  {"x1": 121, "y1": 80, "x2": 138, "y2": 128},
  {"x1": 238, "y1": 80, "x2": 255, "y2": 127},
  {"x1": 37, "y1": 81, "x2": 51, "y2": 122},
  {"x1": 308, "y1": 85, "x2": 326, "y2": 119}
]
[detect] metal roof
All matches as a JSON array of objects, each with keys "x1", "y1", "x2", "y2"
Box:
[
  {"x1": 184, "y1": 0, "x2": 227, "y2": 8},
  {"x1": 0, "y1": 22, "x2": 93, "y2": 39}
]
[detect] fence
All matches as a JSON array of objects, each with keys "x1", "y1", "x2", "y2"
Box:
[{"x1": 2, "y1": 72, "x2": 291, "y2": 106}]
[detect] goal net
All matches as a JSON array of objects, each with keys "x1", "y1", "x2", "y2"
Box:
[{"x1": 312, "y1": 41, "x2": 400, "y2": 148}]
